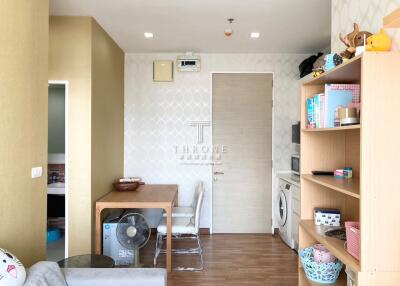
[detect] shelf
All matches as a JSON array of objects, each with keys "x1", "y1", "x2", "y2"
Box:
[
  {"x1": 300, "y1": 220, "x2": 360, "y2": 272},
  {"x1": 384, "y1": 8, "x2": 400, "y2": 28},
  {"x1": 299, "y1": 268, "x2": 347, "y2": 286},
  {"x1": 301, "y1": 55, "x2": 361, "y2": 86},
  {"x1": 302, "y1": 175, "x2": 360, "y2": 199},
  {"x1": 302, "y1": 125, "x2": 360, "y2": 132}
]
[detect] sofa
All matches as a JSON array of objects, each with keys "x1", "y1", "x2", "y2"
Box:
[{"x1": 24, "y1": 261, "x2": 167, "y2": 286}]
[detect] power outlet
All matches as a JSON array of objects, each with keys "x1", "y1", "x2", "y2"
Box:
[{"x1": 31, "y1": 167, "x2": 43, "y2": 179}]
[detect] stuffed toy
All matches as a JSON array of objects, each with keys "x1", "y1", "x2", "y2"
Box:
[
  {"x1": 339, "y1": 23, "x2": 372, "y2": 59},
  {"x1": 299, "y1": 52, "x2": 323, "y2": 78},
  {"x1": 0, "y1": 249, "x2": 26, "y2": 286},
  {"x1": 366, "y1": 29, "x2": 392, "y2": 51}
]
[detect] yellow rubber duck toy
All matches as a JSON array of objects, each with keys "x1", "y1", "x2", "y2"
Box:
[{"x1": 366, "y1": 29, "x2": 392, "y2": 51}]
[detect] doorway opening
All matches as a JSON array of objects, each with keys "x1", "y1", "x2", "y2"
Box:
[
  {"x1": 47, "y1": 81, "x2": 69, "y2": 261},
  {"x1": 212, "y1": 73, "x2": 273, "y2": 233}
]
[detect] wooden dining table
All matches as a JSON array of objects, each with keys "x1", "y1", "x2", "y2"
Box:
[{"x1": 95, "y1": 184, "x2": 178, "y2": 272}]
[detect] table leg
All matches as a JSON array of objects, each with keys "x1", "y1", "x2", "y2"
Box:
[
  {"x1": 173, "y1": 191, "x2": 178, "y2": 207},
  {"x1": 166, "y1": 204, "x2": 172, "y2": 272},
  {"x1": 95, "y1": 206, "x2": 103, "y2": 255}
]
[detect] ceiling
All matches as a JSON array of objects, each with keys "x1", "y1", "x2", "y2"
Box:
[{"x1": 50, "y1": 0, "x2": 331, "y2": 54}]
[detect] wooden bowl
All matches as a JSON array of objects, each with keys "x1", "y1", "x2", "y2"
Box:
[{"x1": 112, "y1": 182, "x2": 143, "y2": 192}]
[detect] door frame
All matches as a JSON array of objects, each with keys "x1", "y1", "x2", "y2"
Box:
[
  {"x1": 210, "y1": 72, "x2": 275, "y2": 234},
  {"x1": 48, "y1": 80, "x2": 69, "y2": 258}
]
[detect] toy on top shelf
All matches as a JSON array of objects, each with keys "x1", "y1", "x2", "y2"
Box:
[
  {"x1": 324, "y1": 53, "x2": 343, "y2": 72},
  {"x1": 311, "y1": 53, "x2": 344, "y2": 77},
  {"x1": 311, "y1": 53, "x2": 325, "y2": 77},
  {"x1": 366, "y1": 29, "x2": 392, "y2": 51},
  {"x1": 339, "y1": 23, "x2": 372, "y2": 59}
]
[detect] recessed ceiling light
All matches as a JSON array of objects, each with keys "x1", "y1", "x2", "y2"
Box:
[
  {"x1": 251, "y1": 32, "x2": 260, "y2": 39},
  {"x1": 144, "y1": 32, "x2": 154, "y2": 39}
]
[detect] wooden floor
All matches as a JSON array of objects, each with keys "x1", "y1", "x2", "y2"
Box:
[{"x1": 140, "y1": 233, "x2": 299, "y2": 286}]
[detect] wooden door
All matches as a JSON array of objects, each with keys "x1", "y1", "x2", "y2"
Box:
[{"x1": 212, "y1": 73, "x2": 273, "y2": 233}]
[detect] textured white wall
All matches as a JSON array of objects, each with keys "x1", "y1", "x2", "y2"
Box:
[
  {"x1": 124, "y1": 53, "x2": 308, "y2": 228},
  {"x1": 331, "y1": 0, "x2": 400, "y2": 53}
]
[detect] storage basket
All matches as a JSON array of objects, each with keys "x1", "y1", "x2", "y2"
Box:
[
  {"x1": 312, "y1": 244, "x2": 336, "y2": 263},
  {"x1": 300, "y1": 247, "x2": 343, "y2": 284},
  {"x1": 345, "y1": 266, "x2": 357, "y2": 286},
  {"x1": 345, "y1": 221, "x2": 360, "y2": 260}
]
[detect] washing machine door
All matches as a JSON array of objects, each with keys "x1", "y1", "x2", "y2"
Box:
[{"x1": 278, "y1": 190, "x2": 288, "y2": 227}]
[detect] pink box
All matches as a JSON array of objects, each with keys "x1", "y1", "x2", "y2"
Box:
[{"x1": 345, "y1": 221, "x2": 360, "y2": 260}]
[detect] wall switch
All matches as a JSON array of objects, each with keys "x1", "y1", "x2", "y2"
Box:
[{"x1": 31, "y1": 167, "x2": 43, "y2": 179}]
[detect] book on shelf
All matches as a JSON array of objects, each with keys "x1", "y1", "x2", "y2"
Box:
[
  {"x1": 305, "y1": 84, "x2": 360, "y2": 129},
  {"x1": 307, "y1": 97, "x2": 315, "y2": 128},
  {"x1": 314, "y1": 93, "x2": 325, "y2": 128},
  {"x1": 324, "y1": 84, "x2": 360, "y2": 128}
]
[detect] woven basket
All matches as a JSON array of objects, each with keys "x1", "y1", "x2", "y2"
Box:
[
  {"x1": 345, "y1": 221, "x2": 360, "y2": 260},
  {"x1": 300, "y1": 247, "x2": 343, "y2": 284},
  {"x1": 112, "y1": 181, "x2": 143, "y2": 192}
]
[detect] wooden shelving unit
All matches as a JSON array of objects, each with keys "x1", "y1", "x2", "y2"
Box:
[
  {"x1": 302, "y1": 175, "x2": 360, "y2": 199},
  {"x1": 300, "y1": 220, "x2": 360, "y2": 272},
  {"x1": 298, "y1": 52, "x2": 400, "y2": 285},
  {"x1": 302, "y1": 125, "x2": 360, "y2": 132},
  {"x1": 300, "y1": 55, "x2": 361, "y2": 86},
  {"x1": 384, "y1": 8, "x2": 400, "y2": 28}
]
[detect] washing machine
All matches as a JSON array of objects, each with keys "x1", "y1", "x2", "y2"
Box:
[{"x1": 277, "y1": 179, "x2": 292, "y2": 247}]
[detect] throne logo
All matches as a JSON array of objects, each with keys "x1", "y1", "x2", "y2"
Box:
[
  {"x1": 189, "y1": 121, "x2": 210, "y2": 144},
  {"x1": 173, "y1": 120, "x2": 227, "y2": 165}
]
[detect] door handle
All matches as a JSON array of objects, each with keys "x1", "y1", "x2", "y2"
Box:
[{"x1": 213, "y1": 171, "x2": 224, "y2": 175}]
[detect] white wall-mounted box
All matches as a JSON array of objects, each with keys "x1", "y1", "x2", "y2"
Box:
[{"x1": 153, "y1": 60, "x2": 173, "y2": 82}]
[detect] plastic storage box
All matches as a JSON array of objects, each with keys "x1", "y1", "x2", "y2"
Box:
[
  {"x1": 345, "y1": 221, "x2": 360, "y2": 260},
  {"x1": 346, "y1": 266, "x2": 357, "y2": 286},
  {"x1": 314, "y1": 208, "x2": 341, "y2": 226}
]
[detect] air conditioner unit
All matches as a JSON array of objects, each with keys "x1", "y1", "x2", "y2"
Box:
[{"x1": 177, "y1": 53, "x2": 201, "y2": 72}]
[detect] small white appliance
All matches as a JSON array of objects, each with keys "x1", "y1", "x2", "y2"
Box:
[
  {"x1": 177, "y1": 53, "x2": 201, "y2": 72},
  {"x1": 291, "y1": 154, "x2": 300, "y2": 175},
  {"x1": 277, "y1": 179, "x2": 292, "y2": 247}
]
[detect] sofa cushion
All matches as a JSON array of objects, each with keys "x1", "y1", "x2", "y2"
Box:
[
  {"x1": 24, "y1": 261, "x2": 67, "y2": 286},
  {"x1": 62, "y1": 268, "x2": 167, "y2": 286}
]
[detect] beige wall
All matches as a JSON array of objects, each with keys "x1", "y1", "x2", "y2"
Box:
[
  {"x1": 0, "y1": 0, "x2": 49, "y2": 266},
  {"x1": 49, "y1": 16, "x2": 93, "y2": 256},
  {"x1": 49, "y1": 16, "x2": 124, "y2": 255},
  {"x1": 90, "y1": 20, "x2": 124, "y2": 250}
]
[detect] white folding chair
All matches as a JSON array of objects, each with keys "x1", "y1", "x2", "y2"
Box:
[
  {"x1": 154, "y1": 182, "x2": 205, "y2": 271},
  {"x1": 162, "y1": 182, "x2": 203, "y2": 218}
]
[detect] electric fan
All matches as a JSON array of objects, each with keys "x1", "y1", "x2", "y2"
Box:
[{"x1": 116, "y1": 213, "x2": 150, "y2": 267}]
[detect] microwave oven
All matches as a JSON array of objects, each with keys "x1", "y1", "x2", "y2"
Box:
[{"x1": 291, "y1": 154, "x2": 300, "y2": 175}]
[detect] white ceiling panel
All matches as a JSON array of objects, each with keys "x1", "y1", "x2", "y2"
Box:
[{"x1": 50, "y1": 0, "x2": 331, "y2": 53}]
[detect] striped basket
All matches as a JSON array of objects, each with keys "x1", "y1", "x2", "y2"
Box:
[{"x1": 345, "y1": 221, "x2": 360, "y2": 260}]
